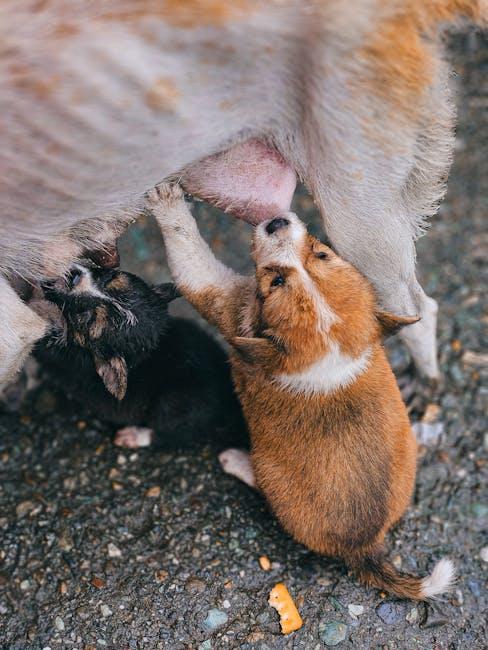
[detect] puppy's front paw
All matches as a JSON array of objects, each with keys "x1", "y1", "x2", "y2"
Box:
[{"x1": 146, "y1": 181, "x2": 185, "y2": 211}]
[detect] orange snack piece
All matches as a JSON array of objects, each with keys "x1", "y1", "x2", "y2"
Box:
[{"x1": 268, "y1": 583, "x2": 303, "y2": 634}]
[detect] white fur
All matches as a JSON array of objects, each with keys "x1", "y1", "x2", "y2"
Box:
[
  {"x1": 421, "y1": 558, "x2": 456, "y2": 599},
  {"x1": 148, "y1": 184, "x2": 245, "y2": 294},
  {"x1": 114, "y1": 426, "x2": 153, "y2": 449},
  {"x1": 71, "y1": 264, "x2": 108, "y2": 300},
  {"x1": 0, "y1": 277, "x2": 47, "y2": 389},
  {"x1": 274, "y1": 343, "x2": 372, "y2": 396},
  {"x1": 218, "y1": 449, "x2": 256, "y2": 488},
  {"x1": 254, "y1": 213, "x2": 337, "y2": 334}
]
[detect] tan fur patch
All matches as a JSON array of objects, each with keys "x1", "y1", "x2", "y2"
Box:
[
  {"x1": 73, "y1": 331, "x2": 86, "y2": 347},
  {"x1": 89, "y1": 305, "x2": 109, "y2": 339},
  {"x1": 105, "y1": 274, "x2": 130, "y2": 291},
  {"x1": 359, "y1": 1, "x2": 485, "y2": 116},
  {"x1": 145, "y1": 77, "x2": 180, "y2": 113},
  {"x1": 101, "y1": 0, "x2": 253, "y2": 28}
]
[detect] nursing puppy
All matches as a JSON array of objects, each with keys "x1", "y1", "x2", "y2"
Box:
[
  {"x1": 35, "y1": 265, "x2": 246, "y2": 449},
  {"x1": 149, "y1": 182, "x2": 454, "y2": 600}
]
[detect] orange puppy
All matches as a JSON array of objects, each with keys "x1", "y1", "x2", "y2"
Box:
[{"x1": 148, "y1": 182, "x2": 455, "y2": 600}]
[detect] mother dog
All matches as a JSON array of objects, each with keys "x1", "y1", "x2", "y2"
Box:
[{"x1": 0, "y1": 1, "x2": 485, "y2": 385}]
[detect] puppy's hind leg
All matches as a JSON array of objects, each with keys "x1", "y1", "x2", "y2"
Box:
[
  {"x1": 219, "y1": 449, "x2": 256, "y2": 489},
  {"x1": 114, "y1": 426, "x2": 154, "y2": 449}
]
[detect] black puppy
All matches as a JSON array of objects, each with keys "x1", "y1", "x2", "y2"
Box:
[{"x1": 35, "y1": 264, "x2": 247, "y2": 449}]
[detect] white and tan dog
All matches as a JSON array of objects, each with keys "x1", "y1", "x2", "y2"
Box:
[
  {"x1": 0, "y1": 2, "x2": 486, "y2": 387},
  {"x1": 148, "y1": 182, "x2": 455, "y2": 599}
]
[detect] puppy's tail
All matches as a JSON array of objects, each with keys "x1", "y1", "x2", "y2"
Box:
[{"x1": 348, "y1": 550, "x2": 455, "y2": 601}]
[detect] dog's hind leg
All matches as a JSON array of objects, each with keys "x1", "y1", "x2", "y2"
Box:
[{"x1": 0, "y1": 277, "x2": 48, "y2": 391}]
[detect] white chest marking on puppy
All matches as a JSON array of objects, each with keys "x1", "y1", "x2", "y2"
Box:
[{"x1": 274, "y1": 343, "x2": 372, "y2": 396}]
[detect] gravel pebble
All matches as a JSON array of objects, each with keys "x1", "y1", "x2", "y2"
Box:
[
  {"x1": 107, "y1": 543, "x2": 122, "y2": 558},
  {"x1": 54, "y1": 616, "x2": 65, "y2": 631},
  {"x1": 202, "y1": 609, "x2": 228, "y2": 632},
  {"x1": 320, "y1": 621, "x2": 348, "y2": 646},
  {"x1": 347, "y1": 604, "x2": 364, "y2": 618},
  {"x1": 376, "y1": 602, "x2": 405, "y2": 625}
]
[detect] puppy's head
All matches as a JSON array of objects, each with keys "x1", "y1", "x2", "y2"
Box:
[
  {"x1": 234, "y1": 213, "x2": 418, "y2": 378},
  {"x1": 42, "y1": 265, "x2": 180, "y2": 399}
]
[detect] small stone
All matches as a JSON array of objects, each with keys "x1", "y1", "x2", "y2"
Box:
[
  {"x1": 412, "y1": 421, "x2": 444, "y2": 446},
  {"x1": 452, "y1": 589, "x2": 463, "y2": 606},
  {"x1": 406, "y1": 607, "x2": 419, "y2": 625},
  {"x1": 107, "y1": 543, "x2": 122, "y2": 558},
  {"x1": 108, "y1": 468, "x2": 119, "y2": 479},
  {"x1": 54, "y1": 616, "x2": 65, "y2": 631},
  {"x1": 145, "y1": 486, "x2": 161, "y2": 498},
  {"x1": 116, "y1": 454, "x2": 127, "y2": 466},
  {"x1": 467, "y1": 580, "x2": 481, "y2": 597},
  {"x1": 198, "y1": 641, "x2": 212, "y2": 650},
  {"x1": 222, "y1": 599, "x2": 231, "y2": 609},
  {"x1": 451, "y1": 339, "x2": 462, "y2": 352},
  {"x1": 185, "y1": 578, "x2": 206, "y2": 593},
  {"x1": 90, "y1": 576, "x2": 106, "y2": 589},
  {"x1": 20, "y1": 580, "x2": 30, "y2": 591},
  {"x1": 112, "y1": 482, "x2": 123, "y2": 491},
  {"x1": 376, "y1": 602, "x2": 404, "y2": 625},
  {"x1": 421, "y1": 403, "x2": 441, "y2": 423},
  {"x1": 479, "y1": 546, "x2": 488, "y2": 563},
  {"x1": 258, "y1": 555, "x2": 271, "y2": 571},
  {"x1": 320, "y1": 621, "x2": 348, "y2": 646},
  {"x1": 77, "y1": 420, "x2": 87, "y2": 430},
  {"x1": 392, "y1": 554, "x2": 402, "y2": 569},
  {"x1": 317, "y1": 577, "x2": 333, "y2": 587},
  {"x1": 202, "y1": 609, "x2": 228, "y2": 632},
  {"x1": 470, "y1": 504, "x2": 488, "y2": 519},
  {"x1": 16, "y1": 500, "x2": 35, "y2": 518},
  {"x1": 59, "y1": 581, "x2": 68, "y2": 595},
  {"x1": 461, "y1": 350, "x2": 488, "y2": 367},
  {"x1": 347, "y1": 604, "x2": 364, "y2": 619},
  {"x1": 100, "y1": 604, "x2": 112, "y2": 617},
  {"x1": 155, "y1": 570, "x2": 169, "y2": 582}
]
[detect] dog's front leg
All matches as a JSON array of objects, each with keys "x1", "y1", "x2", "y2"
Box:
[
  {"x1": 147, "y1": 182, "x2": 252, "y2": 338},
  {"x1": 0, "y1": 277, "x2": 48, "y2": 391}
]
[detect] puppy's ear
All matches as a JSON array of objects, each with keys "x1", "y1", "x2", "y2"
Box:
[
  {"x1": 376, "y1": 311, "x2": 420, "y2": 337},
  {"x1": 153, "y1": 282, "x2": 181, "y2": 303},
  {"x1": 94, "y1": 355, "x2": 128, "y2": 400},
  {"x1": 231, "y1": 336, "x2": 281, "y2": 366}
]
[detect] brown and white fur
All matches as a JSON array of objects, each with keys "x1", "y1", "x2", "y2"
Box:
[
  {"x1": 148, "y1": 182, "x2": 455, "y2": 600},
  {"x1": 1, "y1": 1, "x2": 486, "y2": 388}
]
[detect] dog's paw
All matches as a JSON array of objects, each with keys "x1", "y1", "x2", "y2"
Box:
[
  {"x1": 114, "y1": 426, "x2": 153, "y2": 448},
  {"x1": 218, "y1": 448, "x2": 256, "y2": 488},
  {"x1": 146, "y1": 181, "x2": 185, "y2": 209}
]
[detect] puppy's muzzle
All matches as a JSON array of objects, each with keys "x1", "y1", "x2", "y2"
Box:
[{"x1": 265, "y1": 217, "x2": 290, "y2": 235}]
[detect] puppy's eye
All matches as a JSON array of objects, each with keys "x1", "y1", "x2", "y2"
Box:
[
  {"x1": 69, "y1": 269, "x2": 82, "y2": 288},
  {"x1": 271, "y1": 274, "x2": 285, "y2": 288},
  {"x1": 315, "y1": 251, "x2": 328, "y2": 260}
]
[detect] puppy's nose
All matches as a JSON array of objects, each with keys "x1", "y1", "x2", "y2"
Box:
[{"x1": 265, "y1": 217, "x2": 290, "y2": 235}]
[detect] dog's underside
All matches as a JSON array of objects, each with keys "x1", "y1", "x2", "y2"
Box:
[{"x1": 0, "y1": 1, "x2": 485, "y2": 386}]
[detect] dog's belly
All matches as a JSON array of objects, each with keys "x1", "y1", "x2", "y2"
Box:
[
  {"x1": 1, "y1": 6, "x2": 302, "y2": 277},
  {"x1": 181, "y1": 140, "x2": 296, "y2": 223}
]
